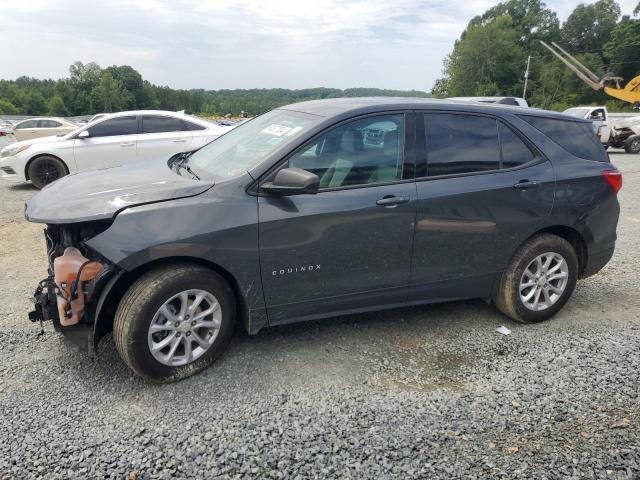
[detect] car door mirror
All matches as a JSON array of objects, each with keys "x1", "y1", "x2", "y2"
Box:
[
  {"x1": 77, "y1": 130, "x2": 90, "y2": 139},
  {"x1": 261, "y1": 167, "x2": 319, "y2": 195}
]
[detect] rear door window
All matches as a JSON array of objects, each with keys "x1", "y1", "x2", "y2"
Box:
[
  {"x1": 424, "y1": 113, "x2": 500, "y2": 176},
  {"x1": 183, "y1": 120, "x2": 206, "y2": 131},
  {"x1": 37, "y1": 120, "x2": 62, "y2": 128},
  {"x1": 498, "y1": 123, "x2": 535, "y2": 168},
  {"x1": 87, "y1": 116, "x2": 138, "y2": 137},
  {"x1": 518, "y1": 115, "x2": 607, "y2": 161},
  {"x1": 142, "y1": 116, "x2": 190, "y2": 134}
]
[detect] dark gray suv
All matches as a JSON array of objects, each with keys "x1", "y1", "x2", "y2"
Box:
[{"x1": 26, "y1": 98, "x2": 621, "y2": 382}]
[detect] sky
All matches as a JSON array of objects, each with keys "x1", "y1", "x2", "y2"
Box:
[{"x1": 0, "y1": 0, "x2": 637, "y2": 92}]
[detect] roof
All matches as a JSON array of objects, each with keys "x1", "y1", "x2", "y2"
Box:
[{"x1": 278, "y1": 96, "x2": 588, "y2": 122}]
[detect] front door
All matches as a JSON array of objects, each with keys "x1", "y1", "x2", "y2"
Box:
[
  {"x1": 258, "y1": 113, "x2": 417, "y2": 324},
  {"x1": 409, "y1": 112, "x2": 555, "y2": 301},
  {"x1": 73, "y1": 115, "x2": 139, "y2": 172}
]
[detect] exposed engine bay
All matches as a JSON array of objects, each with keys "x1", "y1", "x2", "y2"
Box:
[{"x1": 29, "y1": 221, "x2": 118, "y2": 350}]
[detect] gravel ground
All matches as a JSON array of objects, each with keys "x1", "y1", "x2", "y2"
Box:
[{"x1": 0, "y1": 152, "x2": 639, "y2": 479}]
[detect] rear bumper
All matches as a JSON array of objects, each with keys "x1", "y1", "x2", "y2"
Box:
[{"x1": 581, "y1": 245, "x2": 615, "y2": 278}]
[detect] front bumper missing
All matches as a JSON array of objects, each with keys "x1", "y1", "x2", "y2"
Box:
[
  {"x1": 28, "y1": 276, "x2": 58, "y2": 326},
  {"x1": 29, "y1": 275, "x2": 96, "y2": 355}
]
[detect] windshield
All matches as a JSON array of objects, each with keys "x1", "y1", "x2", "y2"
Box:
[
  {"x1": 188, "y1": 109, "x2": 321, "y2": 178},
  {"x1": 563, "y1": 108, "x2": 590, "y2": 118}
]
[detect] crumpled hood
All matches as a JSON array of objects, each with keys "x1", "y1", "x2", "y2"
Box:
[{"x1": 25, "y1": 160, "x2": 214, "y2": 224}]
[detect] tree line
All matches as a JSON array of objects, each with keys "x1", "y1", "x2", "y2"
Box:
[
  {"x1": 433, "y1": 0, "x2": 640, "y2": 111},
  {"x1": 0, "y1": 62, "x2": 429, "y2": 117}
]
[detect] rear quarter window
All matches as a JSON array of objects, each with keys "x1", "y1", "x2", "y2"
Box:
[{"x1": 518, "y1": 115, "x2": 607, "y2": 162}]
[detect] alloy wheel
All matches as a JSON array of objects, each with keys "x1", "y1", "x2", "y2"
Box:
[
  {"x1": 519, "y1": 252, "x2": 569, "y2": 311},
  {"x1": 34, "y1": 160, "x2": 61, "y2": 185},
  {"x1": 147, "y1": 289, "x2": 222, "y2": 366}
]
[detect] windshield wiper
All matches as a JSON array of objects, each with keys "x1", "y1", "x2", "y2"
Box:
[{"x1": 174, "y1": 154, "x2": 200, "y2": 180}]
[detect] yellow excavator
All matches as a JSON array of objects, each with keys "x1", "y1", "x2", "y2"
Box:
[{"x1": 540, "y1": 41, "x2": 640, "y2": 107}]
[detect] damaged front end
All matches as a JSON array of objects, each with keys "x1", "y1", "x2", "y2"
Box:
[{"x1": 29, "y1": 221, "x2": 120, "y2": 356}]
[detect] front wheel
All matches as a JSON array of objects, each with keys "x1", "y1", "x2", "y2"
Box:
[
  {"x1": 27, "y1": 156, "x2": 68, "y2": 189},
  {"x1": 493, "y1": 234, "x2": 578, "y2": 323},
  {"x1": 113, "y1": 264, "x2": 235, "y2": 382}
]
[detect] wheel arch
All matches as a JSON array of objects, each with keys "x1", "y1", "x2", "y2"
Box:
[
  {"x1": 93, "y1": 256, "x2": 250, "y2": 350},
  {"x1": 530, "y1": 225, "x2": 588, "y2": 277},
  {"x1": 24, "y1": 153, "x2": 69, "y2": 181}
]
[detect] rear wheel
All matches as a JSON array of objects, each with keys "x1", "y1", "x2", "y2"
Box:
[
  {"x1": 27, "y1": 156, "x2": 67, "y2": 189},
  {"x1": 624, "y1": 135, "x2": 640, "y2": 154},
  {"x1": 113, "y1": 264, "x2": 235, "y2": 382},
  {"x1": 493, "y1": 234, "x2": 578, "y2": 323}
]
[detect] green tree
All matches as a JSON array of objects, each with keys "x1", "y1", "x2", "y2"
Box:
[
  {"x1": 0, "y1": 99, "x2": 18, "y2": 115},
  {"x1": 438, "y1": 15, "x2": 525, "y2": 97},
  {"x1": 47, "y1": 96, "x2": 68, "y2": 116},
  {"x1": 561, "y1": 0, "x2": 621, "y2": 52},
  {"x1": 105, "y1": 65, "x2": 143, "y2": 109},
  {"x1": 68, "y1": 61, "x2": 102, "y2": 114},
  {"x1": 604, "y1": 16, "x2": 640, "y2": 83},
  {"x1": 92, "y1": 72, "x2": 132, "y2": 112},
  {"x1": 468, "y1": 0, "x2": 560, "y2": 50},
  {"x1": 21, "y1": 91, "x2": 47, "y2": 115}
]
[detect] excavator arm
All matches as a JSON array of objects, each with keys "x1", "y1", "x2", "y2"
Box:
[{"x1": 540, "y1": 41, "x2": 640, "y2": 106}]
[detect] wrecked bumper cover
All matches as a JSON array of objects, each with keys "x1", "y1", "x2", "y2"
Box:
[{"x1": 29, "y1": 263, "x2": 118, "y2": 356}]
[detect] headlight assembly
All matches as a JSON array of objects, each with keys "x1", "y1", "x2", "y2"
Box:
[{"x1": 1, "y1": 144, "x2": 31, "y2": 158}]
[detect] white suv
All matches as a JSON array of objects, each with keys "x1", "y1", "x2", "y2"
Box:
[{"x1": 0, "y1": 110, "x2": 234, "y2": 188}]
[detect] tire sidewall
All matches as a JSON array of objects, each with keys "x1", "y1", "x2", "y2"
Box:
[
  {"x1": 28, "y1": 156, "x2": 67, "y2": 189},
  {"x1": 508, "y1": 237, "x2": 578, "y2": 323},
  {"x1": 125, "y1": 269, "x2": 235, "y2": 382},
  {"x1": 626, "y1": 136, "x2": 640, "y2": 154}
]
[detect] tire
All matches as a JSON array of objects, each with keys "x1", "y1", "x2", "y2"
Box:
[
  {"x1": 624, "y1": 135, "x2": 640, "y2": 154},
  {"x1": 493, "y1": 234, "x2": 578, "y2": 324},
  {"x1": 113, "y1": 264, "x2": 235, "y2": 382},
  {"x1": 27, "y1": 156, "x2": 68, "y2": 189}
]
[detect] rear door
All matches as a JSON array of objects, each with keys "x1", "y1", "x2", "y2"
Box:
[
  {"x1": 409, "y1": 112, "x2": 555, "y2": 301},
  {"x1": 137, "y1": 115, "x2": 194, "y2": 162},
  {"x1": 73, "y1": 115, "x2": 139, "y2": 171},
  {"x1": 258, "y1": 112, "x2": 418, "y2": 324},
  {"x1": 37, "y1": 119, "x2": 66, "y2": 137}
]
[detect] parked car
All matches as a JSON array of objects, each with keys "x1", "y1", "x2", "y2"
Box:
[
  {"x1": 13, "y1": 117, "x2": 78, "y2": 141},
  {"x1": 0, "y1": 110, "x2": 234, "y2": 188},
  {"x1": 449, "y1": 96, "x2": 529, "y2": 107},
  {"x1": 0, "y1": 120, "x2": 16, "y2": 149},
  {"x1": 563, "y1": 106, "x2": 640, "y2": 153},
  {"x1": 0, "y1": 120, "x2": 14, "y2": 136},
  {"x1": 25, "y1": 98, "x2": 620, "y2": 382}
]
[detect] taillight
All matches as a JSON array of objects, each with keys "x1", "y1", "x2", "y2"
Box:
[
  {"x1": 602, "y1": 170, "x2": 622, "y2": 193},
  {"x1": 0, "y1": 131, "x2": 6, "y2": 137}
]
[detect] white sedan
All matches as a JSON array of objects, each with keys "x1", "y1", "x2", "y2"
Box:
[{"x1": 0, "y1": 110, "x2": 234, "y2": 188}]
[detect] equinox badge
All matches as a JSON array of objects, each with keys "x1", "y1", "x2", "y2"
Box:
[{"x1": 272, "y1": 265, "x2": 321, "y2": 276}]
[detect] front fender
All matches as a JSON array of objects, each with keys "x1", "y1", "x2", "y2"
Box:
[{"x1": 85, "y1": 186, "x2": 265, "y2": 313}]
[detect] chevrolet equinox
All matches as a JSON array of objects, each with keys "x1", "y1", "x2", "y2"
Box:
[{"x1": 26, "y1": 98, "x2": 621, "y2": 382}]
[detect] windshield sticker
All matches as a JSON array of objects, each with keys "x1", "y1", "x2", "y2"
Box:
[{"x1": 261, "y1": 124, "x2": 292, "y2": 136}]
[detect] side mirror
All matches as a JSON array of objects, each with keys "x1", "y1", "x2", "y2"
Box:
[
  {"x1": 261, "y1": 167, "x2": 319, "y2": 195},
  {"x1": 77, "y1": 130, "x2": 90, "y2": 139}
]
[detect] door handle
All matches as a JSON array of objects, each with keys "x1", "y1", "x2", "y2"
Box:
[
  {"x1": 376, "y1": 195, "x2": 410, "y2": 207},
  {"x1": 513, "y1": 180, "x2": 539, "y2": 190},
  {"x1": 171, "y1": 138, "x2": 188, "y2": 143},
  {"x1": 120, "y1": 142, "x2": 135, "y2": 147}
]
